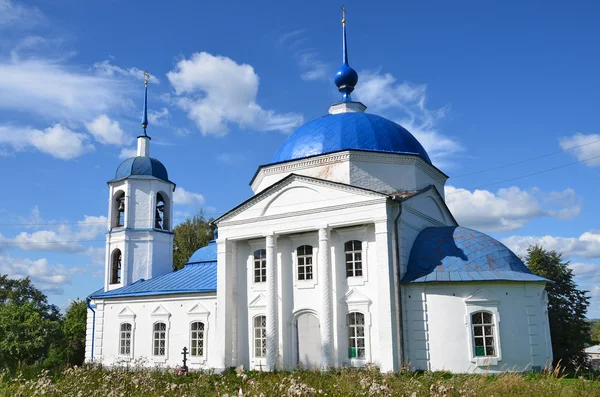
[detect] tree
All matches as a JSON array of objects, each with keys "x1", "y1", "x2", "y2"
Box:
[
  {"x1": 173, "y1": 211, "x2": 214, "y2": 270},
  {"x1": 0, "y1": 275, "x2": 60, "y2": 322},
  {"x1": 591, "y1": 321, "x2": 600, "y2": 345},
  {"x1": 62, "y1": 299, "x2": 88, "y2": 365},
  {"x1": 526, "y1": 245, "x2": 591, "y2": 370}
]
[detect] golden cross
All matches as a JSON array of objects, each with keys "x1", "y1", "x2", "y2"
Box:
[
  {"x1": 144, "y1": 71, "x2": 150, "y2": 86},
  {"x1": 341, "y1": 5, "x2": 346, "y2": 23}
]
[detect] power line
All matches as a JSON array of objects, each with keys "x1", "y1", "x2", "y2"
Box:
[{"x1": 451, "y1": 138, "x2": 600, "y2": 179}]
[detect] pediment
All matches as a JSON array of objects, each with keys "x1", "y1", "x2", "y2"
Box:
[
  {"x1": 117, "y1": 306, "x2": 136, "y2": 319},
  {"x1": 150, "y1": 304, "x2": 171, "y2": 318},
  {"x1": 216, "y1": 174, "x2": 386, "y2": 225},
  {"x1": 342, "y1": 288, "x2": 372, "y2": 305},
  {"x1": 401, "y1": 185, "x2": 457, "y2": 227},
  {"x1": 465, "y1": 289, "x2": 497, "y2": 305},
  {"x1": 248, "y1": 293, "x2": 267, "y2": 309},
  {"x1": 188, "y1": 302, "x2": 210, "y2": 316}
]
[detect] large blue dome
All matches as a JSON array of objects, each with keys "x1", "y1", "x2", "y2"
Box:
[
  {"x1": 402, "y1": 226, "x2": 547, "y2": 283},
  {"x1": 271, "y1": 112, "x2": 431, "y2": 164},
  {"x1": 112, "y1": 156, "x2": 171, "y2": 183}
]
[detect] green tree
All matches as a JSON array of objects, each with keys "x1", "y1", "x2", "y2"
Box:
[
  {"x1": 591, "y1": 321, "x2": 600, "y2": 345},
  {"x1": 173, "y1": 211, "x2": 214, "y2": 270},
  {"x1": 61, "y1": 299, "x2": 88, "y2": 365},
  {"x1": 526, "y1": 245, "x2": 591, "y2": 370},
  {"x1": 0, "y1": 275, "x2": 60, "y2": 322}
]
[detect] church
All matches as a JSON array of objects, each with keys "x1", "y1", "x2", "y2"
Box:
[{"x1": 85, "y1": 12, "x2": 553, "y2": 373}]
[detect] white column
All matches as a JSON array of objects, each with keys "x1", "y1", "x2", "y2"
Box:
[
  {"x1": 215, "y1": 239, "x2": 233, "y2": 370},
  {"x1": 137, "y1": 136, "x2": 150, "y2": 156},
  {"x1": 319, "y1": 227, "x2": 333, "y2": 368},
  {"x1": 265, "y1": 234, "x2": 278, "y2": 370},
  {"x1": 374, "y1": 219, "x2": 398, "y2": 372}
]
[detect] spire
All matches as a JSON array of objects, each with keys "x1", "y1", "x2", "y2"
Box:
[
  {"x1": 334, "y1": 5, "x2": 358, "y2": 102},
  {"x1": 141, "y1": 71, "x2": 149, "y2": 136}
]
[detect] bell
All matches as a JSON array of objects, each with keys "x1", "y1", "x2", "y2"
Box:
[
  {"x1": 157, "y1": 203, "x2": 165, "y2": 212},
  {"x1": 118, "y1": 199, "x2": 125, "y2": 212},
  {"x1": 155, "y1": 209, "x2": 162, "y2": 229}
]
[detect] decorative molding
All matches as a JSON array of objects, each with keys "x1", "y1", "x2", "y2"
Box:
[
  {"x1": 342, "y1": 288, "x2": 372, "y2": 306},
  {"x1": 117, "y1": 306, "x2": 136, "y2": 320},
  {"x1": 403, "y1": 205, "x2": 447, "y2": 228},
  {"x1": 248, "y1": 293, "x2": 267, "y2": 309},
  {"x1": 464, "y1": 289, "x2": 498, "y2": 306},
  {"x1": 187, "y1": 303, "x2": 211, "y2": 316},
  {"x1": 150, "y1": 305, "x2": 171, "y2": 320}
]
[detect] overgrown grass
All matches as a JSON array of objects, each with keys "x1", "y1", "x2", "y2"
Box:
[{"x1": 1, "y1": 362, "x2": 600, "y2": 396}]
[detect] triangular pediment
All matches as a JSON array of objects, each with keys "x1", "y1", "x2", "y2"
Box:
[
  {"x1": 248, "y1": 293, "x2": 267, "y2": 309},
  {"x1": 188, "y1": 302, "x2": 210, "y2": 315},
  {"x1": 117, "y1": 306, "x2": 136, "y2": 319},
  {"x1": 342, "y1": 288, "x2": 372, "y2": 305},
  {"x1": 215, "y1": 174, "x2": 386, "y2": 225},
  {"x1": 401, "y1": 185, "x2": 458, "y2": 227},
  {"x1": 150, "y1": 304, "x2": 171, "y2": 318},
  {"x1": 465, "y1": 289, "x2": 496, "y2": 305}
]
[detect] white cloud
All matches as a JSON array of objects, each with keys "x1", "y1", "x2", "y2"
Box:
[
  {"x1": 0, "y1": 213, "x2": 107, "y2": 253},
  {"x1": 0, "y1": 59, "x2": 126, "y2": 121},
  {"x1": 0, "y1": 123, "x2": 94, "y2": 159},
  {"x1": 355, "y1": 71, "x2": 462, "y2": 168},
  {"x1": 0, "y1": 254, "x2": 72, "y2": 295},
  {"x1": 503, "y1": 231, "x2": 600, "y2": 259},
  {"x1": 173, "y1": 187, "x2": 205, "y2": 206},
  {"x1": 86, "y1": 114, "x2": 130, "y2": 146},
  {"x1": 119, "y1": 147, "x2": 137, "y2": 159},
  {"x1": 445, "y1": 186, "x2": 581, "y2": 232},
  {"x1": 167, "y1": 52, "x2": 303, "y2": 136},
  {"x1": 298, "y1": 51, "x2": 328, "y2": 81},
  {"x1": 0, "y1": 0, "x2": 44, "y2": 28},
  {"x1": 148, "y1": 107, "x2": 169, "y2": 126},
  {"x1": 92, "y1": 60, "x2": 160, "y2": 84},
  {"x1": 559, "y1": 133, "x2": 600, "y2": 167},
  {"x1": 570, "y1": 262, "x2": 600, "y2": 277}
]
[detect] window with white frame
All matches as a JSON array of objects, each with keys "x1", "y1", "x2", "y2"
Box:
[
  {"x1": 471, "y1": 311, "x2": 496, "y2": 357},
  {"x1": 297, "y1": 245, "x2": 313, "y2": 281},
  {"x1": 153, "y1": 322, "x2": 167, "y2": 356},
  {"x1": 253, "y1": 315, "x2": 267, "y2": 357},
  {"x1": 190, "y1": 321, "x2": 205, "y2": 357},
  {"x1": 347, "y1": 312, "x2": 366, "y2": 359},
  {"x1": 344, "y1": 240, "x2": 363, "y2": 278},
  {"x1": 119, "y1": 323, "x2": 132, "y2": 356},
  {"x1": 253, "y1": 249, "x2": 266, "y2": 283}
]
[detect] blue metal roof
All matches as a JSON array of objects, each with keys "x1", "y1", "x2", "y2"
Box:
[
  {"x1": 90, "y1": 262, "x2": 216, "y2": 299},
  {"x1": 402, "y1": 226, "x2": 547, "y2": 283},
  {"x1": 271, "y1": 112, "x2": 431, "y2": 164},
  {"x1": 188, "y1": 240, "x2": 218, "y2": 264},
  {"x1": 110, "y1": 156, "x2": 172, "y2": 184}
]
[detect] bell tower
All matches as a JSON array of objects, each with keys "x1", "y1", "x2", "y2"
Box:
[{"x1": 104, "y1": 72, "x2": 176, "y2": 291}]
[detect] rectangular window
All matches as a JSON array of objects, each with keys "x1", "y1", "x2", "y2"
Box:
[
  {"x1": 253, "y1": 249, "x2": 267, "y2": 283},
  {"x1": 119, "y1": 323, "x2": 132, "y2": 356},
  {"x1": 472, "y1": 312, "x2": 495, "y2": 357},
  {"x1": 153, "y1": 322, "x2": 167, "y2": 356},
  {"x1": 254, "y1": 315, "x2": 267, "y2": 357},
  {"x1": 190, "y1": 322, "x2": 205, "y2": 357},
  {"x1": 297, "y1": 245, "x2": 313, "y2": 281},
  {"x1": 347, "y1": 312, "x2": 366, "y2": 359},
  {"x1": 344, "y1": 240, "x2": 363, "y2": 278}
]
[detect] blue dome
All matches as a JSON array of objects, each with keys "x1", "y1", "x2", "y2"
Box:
[
  {"x1": 402, "y1": 226, "x2": 547, "y2": 283},
  {"x1": 187, "y1": 241, "x2": 217, "y2": 264},
  {"x1": 113, "y1": 156, "x2": 170, "y2": 183},
  {"x1": 271, "y1": 112, "x2": 431, "y2": 164}
]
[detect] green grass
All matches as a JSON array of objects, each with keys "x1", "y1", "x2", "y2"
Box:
[{"x1": 1, "y1": 362, "x2": 599, "y2": 396}]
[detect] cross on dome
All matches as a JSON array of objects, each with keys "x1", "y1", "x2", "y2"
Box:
[{"x1": 334, "y1": 5, "x2": 359, "y2": 102}]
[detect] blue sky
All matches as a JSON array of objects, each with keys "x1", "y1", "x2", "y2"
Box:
[{"x1": 1, "y1": 0, "x2": 599, "y2": 315}]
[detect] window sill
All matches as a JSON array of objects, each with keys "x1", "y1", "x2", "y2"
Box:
[
  {"x1": 346, "y1": 276, "x2": 367, "y2": 287},
  {"x1": 295, "y1": 280, "x2": 317, "y2": 289},
  {"x1": 346, "y1": 358, "x2": 367, "y2": 367},
  {"x1": 471, "y1": 357, "x2": 499, "y2": 366},
  {"x1": 152, "y1": 357, "x2": 168, "y2": 364}
]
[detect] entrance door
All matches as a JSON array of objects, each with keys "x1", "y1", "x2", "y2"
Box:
[{"x1": 297, "y1": 313, "x2": 322, "y2": 368}]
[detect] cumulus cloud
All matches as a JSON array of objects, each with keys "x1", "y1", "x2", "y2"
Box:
[
  {"x1": 0, "y1": 255, "x2": 72, "y2": 295},
  {"x1": 559, "y1": 133, "x2": 600, "y2": 167},
  {"x1": 173, "y1": 187, "x2": 205, "y2": 206},
  {"x1": 167, "y1": 52, "x2": 303, "y2": 136},
  {"x1": 355, "y1": 71, "x2": 462, "y2": 167},
  {"x1": 0, "y1": 123, "x2": 94, "y2": 159},
  {"x1": 119, "y1": 147, "x2": 137, "y2": 159},
  {"x1": 445, "y1": 186, "x2": 581, "y2": 232},
  {"x1": 148, "y1": 107, "x2": 169, "y2": 126},
  {"x1": 0, "y1": 214, "x2": 107, "y2": 253},
  {"x1": 503, "y1": 231, "x2": 600, "y2": 259},
  {"x1": 92, "y1": 60, "x2": 160, "y2": 84},
  {"x1": 86, "y1": 114, "x2": 130, "y2": 146}
]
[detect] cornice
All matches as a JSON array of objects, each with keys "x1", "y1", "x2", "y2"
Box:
[{"x1": 403, "y1": 204, "x2": 447, "y2": 227}]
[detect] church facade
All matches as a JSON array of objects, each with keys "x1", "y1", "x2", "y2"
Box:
[{"x1": 85, "y1": 14, "x2": 553, "y2": 374}]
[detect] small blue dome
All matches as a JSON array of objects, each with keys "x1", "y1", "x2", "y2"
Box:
[
  {"x1": 187, "y1": 241, "x2": 217, "y2": 264},
  {"x1": 402, "y1": 226, "x2": 547, "y2": 283},
  {"x1": 113, "y1": 156, "x2": 170, "y2": 183},
  {"x1": 271, "y1": 112, "x2": 431, "y2": 164},
  {"x1": 334, "y1": 63, "x2": 358, "y2": 99}
]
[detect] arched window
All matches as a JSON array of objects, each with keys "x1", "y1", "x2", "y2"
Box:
[
  {"x1": 253, "y1": 315, "x2": 266, "y2": 358},
  {"x1": 344, "y1": 240, "x2": 363, "y2": 278},
  {"x1": 110, "y1": 249, "x2": 122, "y2": 284},
  {"x1": 113, "y1": 191, "x2": 125, "y2": 228},
  {"x1": 155, "y1": 192, "x2": 169, "y2": 231},
  {"x1": 153, "y1": 322, "x2": 167, "y2": 356},
  {"x1": 190, "y1": 322, "x2": 205, "y2": 357},
  {"x1": 119, "y1": 323, "x2": 132, "y2": 356},
  {"x1": 347, "y1": 312, "x2": 365, "y2": 359},
  {"x1": 471, "y1": 311, "x2": 496, "y2": 357},
  {"x1": 297, "y1": 245, "x2": 313, "y2": 281},
  {"x1": 254, "y1": 249, "x2": 266, "y2": 283}
]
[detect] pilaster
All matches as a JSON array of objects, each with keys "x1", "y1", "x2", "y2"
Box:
[
  {"x1": 265, "y1": 234, "x2": 278, "y2": 370},
  {"x1": 318, "y1": 227, "x2": 333, "y2": 368}
]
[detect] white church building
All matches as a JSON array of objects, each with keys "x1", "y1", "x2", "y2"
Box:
[{"x1": 85, "y1": 13, "x2": 553, "y2": 374}]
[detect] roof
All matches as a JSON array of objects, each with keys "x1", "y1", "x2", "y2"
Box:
[
  {"x1": 585, "y1": 345, "x2": 600, "y2": 354},
  {"x1": 110, "y1": 156, "x2": 173, "y2": 185},
  {"x1": 270, "y1": 112, "x2": 431, "y2": 165},
  {"x1": 188, "y1": 240, "x2": 218, "y2": 264},
  {"x1": 90, "y1": 262, "x2": 216, "y2": 299},
  {"x1": 402, "y1": 226, "x2": 548, "y2": 283}
]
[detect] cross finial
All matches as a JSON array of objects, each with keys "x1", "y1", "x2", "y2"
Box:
[
  {"x1": 144, "y1": 71, "x2": 150, "y2": 87},
  {"x1": 341, "y1": 5, "x2": 346, "y2": 24},
  {"x1": 141, "y1": 71, "x2": 149, "y2": 135}
]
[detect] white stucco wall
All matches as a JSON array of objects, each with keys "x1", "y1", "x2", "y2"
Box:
[{"x1": 402, "y1": 282, "x2": 552, "y2": 373}]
